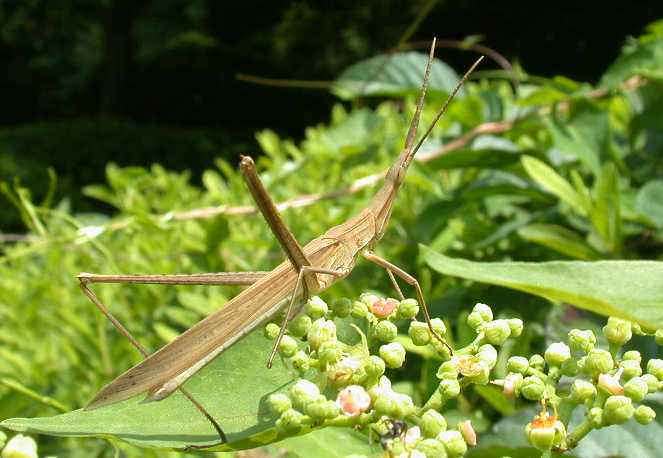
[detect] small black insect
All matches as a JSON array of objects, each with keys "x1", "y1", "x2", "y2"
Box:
[{"x1": 377, "y1": 418, "x2": 409, "y2": 450}]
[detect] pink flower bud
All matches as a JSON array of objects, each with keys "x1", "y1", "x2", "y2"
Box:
[
  {"x1": 598, "y1": 368, "x2": 624, "y2": 395},
  {"x1": 459, "y1": 420, "x2": 477, "y2": 446},
  {"x1": 371, "y1": 297, "x2": 399, "y2": 318},
  {"x1": 336, "y1": 385, "x2": 371, "y2": 416}
]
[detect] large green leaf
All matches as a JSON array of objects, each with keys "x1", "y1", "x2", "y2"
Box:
[
  {"x1": 0, "y1": 331, "x2": 297, "y2": 451},
  {"x1": 421, "y1": 245, "x2": 663, "y2": 328},
  {"x1": 331, "y1": 51, "x2": 461, "y2": 100}
]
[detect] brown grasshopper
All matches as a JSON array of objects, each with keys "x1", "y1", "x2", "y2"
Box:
[{"x1": 78, "y1": 39, "x2": 483, "y2": 446}]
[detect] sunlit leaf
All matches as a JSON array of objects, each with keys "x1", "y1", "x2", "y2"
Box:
[{"x1": 422, "y1": 245, "x2": 663, "y2": 328}]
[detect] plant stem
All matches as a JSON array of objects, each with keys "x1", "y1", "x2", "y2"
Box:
[{"x1": 565, "y1": 418, "x2": 594, "y2": 449}]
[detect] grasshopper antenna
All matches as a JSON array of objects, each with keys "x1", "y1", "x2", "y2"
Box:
[{"x1": 411, "y1": 54, "x2": 485, "y2": 157}]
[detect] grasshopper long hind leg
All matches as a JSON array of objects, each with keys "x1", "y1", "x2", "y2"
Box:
[
  {"x1": 79, "y1": 271, "x2": 266, "y2": 448},
  {"x1": 361, "y1": 251, "x2": 453, "y2": 354}
]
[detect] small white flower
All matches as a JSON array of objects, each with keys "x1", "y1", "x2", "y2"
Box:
[{"x1": 2, "y1": 434, "x2": 38, "y2": 458}]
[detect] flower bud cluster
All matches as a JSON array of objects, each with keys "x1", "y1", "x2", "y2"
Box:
[
  {"x1": 493, "y1": 317, "x2": 663, "y2": 453},
  {"x1": 262, "y1": 297, "x2": 524, "y2": 457}
]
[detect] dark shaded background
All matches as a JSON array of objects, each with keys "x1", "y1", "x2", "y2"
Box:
[{"x1": 1, "y1": 0, "x2": 661, "y2": 230}]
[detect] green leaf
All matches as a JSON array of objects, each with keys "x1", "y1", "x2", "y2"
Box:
[
  {"x1": 331, "y1": 52, "x2": 461, "y2": 100},
  {"x1": 635, "y1": 180, "x2": 663, "y2": 228},
  {"x1": 517, "y1": 224, "x2": 599, "y2": 260},
  {"x1": 421, "y1": 245, "x2": 663, "y2": 328},
  {"x1": 473, "y1": 384, "x2": 515, "y2": 416},
  {"x1": 600, "y1": 36, "x2": 663, "y2": 87},
  {"x1": 275, "y1": 427, "x2": 378, "y2": 457},
  {"x1": 521, "y1": 156, "x2": 589, "y2": 215},
  {"x1": 0, "y1": 331, "x2": 297, "y2": 451},
  {"x1": 590, "y1": 162, "x2": 622, "y2": 253}
]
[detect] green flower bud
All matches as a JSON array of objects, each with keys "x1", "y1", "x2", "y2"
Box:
[
  {"x1": 529, "y1": 354, "x2": 545, "y2": 371},
  {"x1": 525, "y1": 414, "x2": 564, "y2": 452},
  {"x1": 526, "y1": 423, "x2": 555, "y2": 451},
  {"x1": 415, "y1": 438, "x2": 447, "y2": 457},
  {"x1": 647, "y1": 359, "x2": 663, "y2": 380},
  {"x1": 656, "y1": 329, "x2": 663, "y2": 346},
  {"x1": 568, "y1": 329, "x2": 596, "y2": 353},
  {"x1": 641, "y1": 373, "x2": 660, "y2": 393},
  {"x1": 603, "y1": 317, "x2": 633, "y2": 346},
  {"x1": 544, "y1": 342, "x2": 571, "y2": 367},
  {"x1": 350, "y1": 365, "x2": 368, "y2": 386},
  {"x1": 305, "y1": 397, "x2": 330, "y2": 421},
  {"x1": 409, "y1": 320, "x2": 431, "y2": 346},
  {"x1": 380, "y1": 342, "x2": 406, "y2": 368},
  {"x1": 438, "y1": 379, "x2": 461, "y2": 399},
  {"x1": 437, "y1": 360, "x2": 460, "y2": 380},
  {"x1": 267, "y1": 393, "x2": 292, "y2": 415},
  {"x1": 583, "y1": 349, "x2": 614, "y2": 378},
  {"x1": 483, "y1": 319, "x2": 512, "y2": 346},
  {"x1": 623, "y1": 350, "x2": 642, "y2": 362},
  {"x1": 439, "y1": 430, "x2": 467, "y2": 457},
  {"x1": 507, "y1": 356, "x2": 530, "y2": 374},
  {"x1": 323, "y1": 400, "x2": 340, "y2": 419},
  {"x1": 521, "y1": 376, "x2": 546, "y2": 401},
  {"x1": 624, "y1": 376, "x2": 648, "y2": 402},
  {"x1": 289, "y1": 379, "x2": 320, "y2": 410},
  {"x1": 331, "y1": 297, "x2": 352, "y2": 318},
  {"x1": 397, "y1": 298, "x2": 419, "y2": 320},
  {"x1": 264, "y1": 322, "x2": 280, "y2": 340},
  {"x1": 306, "y1": 296, "x2": 328, "y2": 320},
  {"x1": 1, "y1": 434, "x2": 38, "y2": 458},
  {"x1": 508, "y1": 318, "x2": 524, "y2": 337},
  {"x1": 634, "y1": 405, "x2": 657, "y2": 425},
  {"x1": 351, "y1": 300, "x2": 368, "y2": 319},
  {"x1": 308, "y1": 318, "x2": 336, "y2": 350},
  {"x1": 571, "y1": 379, "x2": 597, "y2": 403},
  {"x1": 276, "y1": 408, "x2": 304, "y2": 433},
  {"x1": 588, "y1": 407, "x2": 603, "y2": 427},
  {"x1": 291, "y1": 350, "x2": 310, "y2": 372},
  {"x1": 477, "y1": 344, "x2": 498, "y2": 369},
  {"x1": 278, "y1": 335, "x2": 298, "y2": 357},
  {"x1": 620, "y1": 359, "x2": 642, "y2": 380},
  {"x1": 473, "y1": 303, "x2": 494, "y2": 322},
  {"x1": 603, "y1": 395, "x2": 635, "y2": 425},
  {"x1": 318, "y1": 340, "x2": 343, "y2": 366},
  {"x1": 0, "y1": 431, "x2": 5, "y2": 449},
  {"x1": 466, "y1": 311, "x2": 484, "y2": 330},
  {"x1": 430, "y1": 318, "x2": 447, "y2": 337},
  {"x1": 288, "y1": 315, "x2": 312, "y2": 338},
  {"x1": 373, "y1": 395, "x2": 398, "y2": 418},
  {"x1": 421, "y1": 409, "x2": 447, "y2": 438},
  {"x1": 374, "y1": 320, "x2": 398, "y2": 343},
  {"x1": 365, "y1": 355, "x2": 386, "y2": 379}
]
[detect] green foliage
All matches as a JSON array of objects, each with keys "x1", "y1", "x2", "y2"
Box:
[{"x1": 1, "y1": 19, "x2": 663, "y2": 458}]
